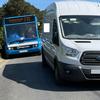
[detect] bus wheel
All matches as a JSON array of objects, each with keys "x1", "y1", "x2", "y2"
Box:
[{"x1": 4, "y1": 54, "x2": 9, "y2": 59}]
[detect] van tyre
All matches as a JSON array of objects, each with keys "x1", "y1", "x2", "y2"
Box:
[{"x1": 54, "y1": 62, "x2": 63, "y2": 85}]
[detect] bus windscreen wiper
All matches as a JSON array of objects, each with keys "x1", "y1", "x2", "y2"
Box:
[{"x1": 9, "y1": 39, "x2": 24, "y2": 44}]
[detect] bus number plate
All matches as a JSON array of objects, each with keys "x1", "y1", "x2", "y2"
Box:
[{"x1": 19, "y1": 50, "x2": 28, "y2": 53}]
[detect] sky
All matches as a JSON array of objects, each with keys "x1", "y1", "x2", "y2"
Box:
[
  {"x1": 0, "y1": 0, "x2": 98, "y2": 10},
  {"x1": 0, "y1": 0, "x2": 56, "y2": 10},
  {"x1": 26, "y1": 0, "x2": 55, "y2": 10}
]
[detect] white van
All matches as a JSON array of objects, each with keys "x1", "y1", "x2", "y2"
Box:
[{"x1": 42, "y1": 0, "x2": 100, "y2": 83}]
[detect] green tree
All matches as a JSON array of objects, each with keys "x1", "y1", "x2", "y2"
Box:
[
  {"x1": 0, "y1": 7, "x2": 4, "y2": 26},
  {"x1": 0, "y1": 27, "x2": 3, "y2": 48},
  {"x1": 0, "y1": 7, "x2": 5, "y2": 16},
  {"x1": 3, "y1": 0, "x2": 39, "y2": 16}
]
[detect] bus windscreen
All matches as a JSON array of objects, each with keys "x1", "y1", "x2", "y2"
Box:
[{"x1": 6, "y1": 22, "x2": 37, "y2": 44}]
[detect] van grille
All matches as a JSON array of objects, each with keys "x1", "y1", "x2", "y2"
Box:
[{"x1": 80, "y1": 51, "x2": 100, "y2": 65}]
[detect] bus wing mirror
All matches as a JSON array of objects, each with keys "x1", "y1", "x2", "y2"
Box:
[{"x1": 43, "y1": 23, "x2": 50, "y2": 33}]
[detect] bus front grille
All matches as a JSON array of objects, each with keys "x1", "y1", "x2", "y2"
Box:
[{"x1": 13, "y1": 45, "x2": 33, "y2": 50}]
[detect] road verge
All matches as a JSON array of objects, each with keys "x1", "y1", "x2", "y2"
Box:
[{"x1": 0, "y1": 58, "x2": 8, "y2": 69}]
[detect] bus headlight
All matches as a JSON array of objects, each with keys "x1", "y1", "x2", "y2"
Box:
[
  {"x1": 8, "y1": 47, "x2": 11, "y2": 50},
  {"x1": 33, "y1": 44, "x2": 38, "y2": 47},
  {"x1": 64, "y1": 47, "x2": 79, "y2": 57},
  {"x1": 8, "y1": 47, "x2": 14, "y2": 50}
]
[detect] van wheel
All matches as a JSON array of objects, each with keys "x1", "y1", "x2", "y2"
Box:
[
  {"x1": 54, "y1": 62, "x2": 63, "y2": 85},
  {"x1": 42, "y1": 48, "x2": 48, "y2": 67}
]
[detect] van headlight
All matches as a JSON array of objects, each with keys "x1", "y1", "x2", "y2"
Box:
[{"x1": 64, "y1": 47, "x2": 79, "y2": 57}]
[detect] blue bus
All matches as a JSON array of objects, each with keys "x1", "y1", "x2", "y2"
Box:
[{"x1": 2, "y1": 15, "x2": 42, "y2": 58}]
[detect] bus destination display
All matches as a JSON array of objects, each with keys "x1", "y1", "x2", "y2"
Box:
[{"x1": 5, "y1": 16, "x2": 35, "y2": 24}]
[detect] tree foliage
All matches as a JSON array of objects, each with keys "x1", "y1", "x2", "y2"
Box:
[
  {"x1": 0, "y1": 27, "x2": 3, "y2": 48},
  {"x1": 3, "y1": 0, "x2": 39, "y2": 16}
]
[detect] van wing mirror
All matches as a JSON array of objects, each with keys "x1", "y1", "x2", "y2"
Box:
[{"x1": 43, "y1": 23, "x2": 50, "y2": 33}]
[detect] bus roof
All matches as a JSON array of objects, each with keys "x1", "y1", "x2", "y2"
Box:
[{"x1": 46, "y1": 0, "x2": 100, "y2": 16}]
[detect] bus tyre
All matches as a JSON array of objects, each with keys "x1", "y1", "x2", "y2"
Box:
[
  {"x1": 2, "y1": 48, "x2": 9, "y2": 59},
  {"x1": 5, "y1": 54, "x2": 9, "y2": 59}
]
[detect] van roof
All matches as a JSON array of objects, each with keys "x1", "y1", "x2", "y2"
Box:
[{"x1": 46, "y1": 0, "x2": 100, "y2": 16}]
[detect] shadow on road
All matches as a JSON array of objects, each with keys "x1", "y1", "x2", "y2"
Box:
[
  {"x1": 2, "y1": 61, "x2": 100, "y2": 92},
  {"x1": 1, "y1": 51, "x2": 40, "y2": 59}
]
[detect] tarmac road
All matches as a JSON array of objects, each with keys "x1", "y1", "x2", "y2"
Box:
[{"x1": 0, "y1": 55, "x2": 100, "y2": 100}]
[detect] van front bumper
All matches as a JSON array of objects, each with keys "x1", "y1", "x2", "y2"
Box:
[{"x1": 57, "y1": 62, "x2": 100, "y2": 82}]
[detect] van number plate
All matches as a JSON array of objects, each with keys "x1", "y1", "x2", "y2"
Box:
[{"x1": 91, "y1": 70, "x2": 100, "y2": 74}]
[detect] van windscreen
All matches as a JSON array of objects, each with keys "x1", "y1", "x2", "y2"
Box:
[{"x1": 60, "y1": 16, "x2": 100, "y2": 39}]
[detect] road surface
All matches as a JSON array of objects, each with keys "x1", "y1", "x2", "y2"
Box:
[{"x1": 0, "y1": 55, "x2": 100, "y2": 100}]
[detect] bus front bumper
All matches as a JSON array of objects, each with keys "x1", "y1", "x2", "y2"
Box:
[{"x1": 6, "y1": 47, "x2": 41, "y2": 55}]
